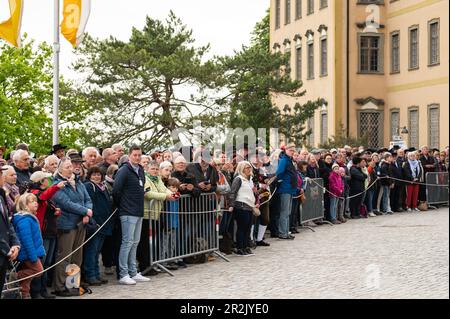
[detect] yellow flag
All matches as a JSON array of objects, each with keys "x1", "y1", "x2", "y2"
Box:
[
  {"x1": 61, "y1": 0, "x2": 91, "y2": 48},
  {"x1": 0, "y1": 0, "x2": 23, "y2": 47}
]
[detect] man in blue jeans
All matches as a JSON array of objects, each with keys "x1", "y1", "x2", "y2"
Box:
[
  {"x1": 113, "y1": 145, "x2": 150, "y2": 285},
  {"x1": 276, "y1": 144, "x2": 298, "y2": 240}
]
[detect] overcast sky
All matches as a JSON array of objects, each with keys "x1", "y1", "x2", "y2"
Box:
[{"x1": 1, "y1": 0, "x2": 269, "y2": 79}]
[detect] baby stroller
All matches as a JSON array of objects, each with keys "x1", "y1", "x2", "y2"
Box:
[{"x1": 1, "y1": 261, "x2": 22, "y2": 299}]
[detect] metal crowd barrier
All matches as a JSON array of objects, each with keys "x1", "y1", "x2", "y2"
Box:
[
  {"x1": 300, "y1": 178, "x2": 325, "y2": 228},
  {"x1": 148, "y1": 192, "x2": 230, "y2": 276},
  {"x1": 426, "y1": 172, "x2": 449, "y2": 205}
]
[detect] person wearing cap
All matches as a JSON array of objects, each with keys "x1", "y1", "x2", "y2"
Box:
[
  {"x1": 12, "y1": 149, "x2": 32, "y2": 187},
  {"x1": 328, "y1": 163, "x2": 344, "y2": 224},
  {"x1": 1, "y1": 165, "x2": 20, "y2": 214},
  {"x1": 68, "y1": 152, "x2": 86, "y2": 181},
  {"x1": 51, "y1": 144, "x2": 67, "y2": 159},
  {"x1": 330, "y1": 148, "x2": 338, "y2": 160},
  {"x1": 0, "y1": 165, "x2": 21, "y2": 295},
  {"x1": 28, "y1": 171, "x2": 66, "y2": 299},
  {"x1": 275, "y1": 143, "x2": 298, "y2": 240}
]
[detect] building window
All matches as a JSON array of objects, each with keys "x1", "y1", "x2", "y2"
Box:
[
  {"x1": 409, "y1": 108, "x2": 419, "y2": 149},
  {"x1": 428, "y1": 105, "x2": 439, "y2": 149},
  {"x1": 285, "y1": 47, "x2": 291, "y2": 78},
  {"x1": 295, "y1": 46, "x2": 302, "y2": 81},
  {"x1": 359, "y1": 34, "x2": 384, "y2": 73},
  {"x1": 320, "y1": 113, "x2": 327, "y2": 144},
  {"x1": 390, "y1": 110, "x2": 400, "y2": 140},
  {"x1": 391, "y1": 32, "x2": 400, "y2": 73},
  {"x1": 307, "y1": 0, "x2": 314, "y2": 14},
  {"x1": 320, "y1": 0, "x2": 328, "y2": 9},
  {"x1": 409, "y1": 26, "x2": 419, "y2": 70},
  {"x1": 275, "y1": 0, "x2": 281, "y2": 29},
  {"x1": 429, "y1": 20, "x2": 440, "y2": 66},
  {"x1": 307, "y1": 116, "x2": 314, "y2": 145},
  {"x1": 359, "y1": 111, "x2": 382, "y2": 148},
  {"x1": 307, "y1": 42, "x2": 314, "y2": 79},
  {"x1": 285, "y1": 0, "x2": 291, "y2": 25},
  {"x1": 320, "y1": 38, "x2": 327, "y2": 76},
  {"x1": 295, "y1": 0, "x2": 302, "y2": 19}
]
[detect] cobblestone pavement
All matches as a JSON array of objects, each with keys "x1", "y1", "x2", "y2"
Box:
[{"x1": 78, "y1": 208, "x2": 449, "y2": 299}]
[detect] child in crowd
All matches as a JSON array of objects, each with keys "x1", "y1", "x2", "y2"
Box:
[
  {"x1": 162, "y1": 178, "x2": 181, "y2": 269},
  {"x1": 13, "y1": 193, "x2": 46, "y2": 299},
  {"x1": 328, "y1": 164, "x2": 344, "y2": 224},
  {"x1": 337, "y1": 167, "x2": 348, "y2": 223}
]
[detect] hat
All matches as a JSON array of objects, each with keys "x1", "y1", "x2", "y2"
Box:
[
  {"x1": 51, "y1": 144, "x2": 67, "y2": 154},
  {"x1": 330, "y1": 148, "x2": 338, "y2": 154},
  {"x1": 406, "y1": 147, "x2": 416, "y2": 152},
  {"x1": 30, "y1": 171, "x2": 51, "y2": 183},
  {"x1": 432, "y1": 148, "x2": 440, "y2": 153},
  {"x1": 285, "y1": 143, "x2": 296, "y2": 150},
  {"x1": 68, "y1": 153, "x2": 85, "y2": 163},
  {"x1": 311, "y1": 149, "x2": 321, "y2": 154},
  {"x1": 332, "y1": 163, "x2": 340, "y2": 169},
  {"x1": 377, "y1": 148, "x2": 389, "y2": 154}
]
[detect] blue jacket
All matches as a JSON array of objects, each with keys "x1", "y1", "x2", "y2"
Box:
[
  {"x1": 276, "y1": 153, "x2": 298, "y2": 195},
  {"x1": 53, "y1": 174, "x2": 93, "y2": 231},
  {"x1": 84, "y1": 182, "x2": 113, "y2": 236},
  {"x1": 12, "y1": 212, "x2": 45, "y2": 263},
  {"x1": 112, "y1": 162, "x2": 145, "y2": 217}
]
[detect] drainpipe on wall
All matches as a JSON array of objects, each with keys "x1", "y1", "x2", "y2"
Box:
[{"x1": 346, "y1": 0, "x2": 350, "y2": 138}]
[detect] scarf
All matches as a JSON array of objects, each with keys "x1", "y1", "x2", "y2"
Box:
[
  {"x1": 95, "y1": 182, "x2": 106, "y2": 192},
  {"x1": 149, "y1": 175, "x2": 159, "y2": 183},
  {"x1": 408, "y1": 159, "x2": 419, "y2": 178},
  {"x1": 57, "y1": 173, "x2": 76, "y2": 189}
]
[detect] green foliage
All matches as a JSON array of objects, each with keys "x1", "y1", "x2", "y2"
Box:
[
  {"x1": 0, "y1": 36, "x2": 83, "y2": 156},
  {"x1": 319, "y1": 122, "x2": 369, "y2": 149},
  {"x1": 72, "y1": 12, "x2": 225, "y2": 150}
]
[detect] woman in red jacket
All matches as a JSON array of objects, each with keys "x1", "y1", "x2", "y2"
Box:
[
  {"x1": 329, "y1": 164, "x2": 344, "y2": 224},
  {"x1": 28, "y1": 170, "x2": 65, "y2": 299}
]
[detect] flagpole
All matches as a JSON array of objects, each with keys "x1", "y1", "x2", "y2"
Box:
[{"x1": 52, "y1": 0, "x2": 60, "y2": 145}]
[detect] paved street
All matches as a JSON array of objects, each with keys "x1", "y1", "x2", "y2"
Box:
[{"x1": 79, "y1": 208, "x2": 449, "y2": 299}]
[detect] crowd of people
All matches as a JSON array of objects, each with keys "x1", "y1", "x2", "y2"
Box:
[{"x1": 0, "y1": 141, "x2": 448, "y2": 298}]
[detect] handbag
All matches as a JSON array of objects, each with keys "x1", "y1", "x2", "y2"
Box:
[
  {"x1": 252, "y1": 207, "x2": 261, "y2": 217},
  {"x1": 299, "y1": 193, "x2": 306, "y2": 204},
  {"x1": 418, "y1": 201, "x2": 428, "y2": 211}
]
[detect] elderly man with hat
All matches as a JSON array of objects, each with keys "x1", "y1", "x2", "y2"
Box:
[
  {"x1": 51, "y1": 144, "x2": 67, "y2": 159},
  {"x1": 275, "y1": 143, "x2": 298, "y2": 240},
  {"x1": 68, "y1": 152, "x2": 86, "y2": 181}
]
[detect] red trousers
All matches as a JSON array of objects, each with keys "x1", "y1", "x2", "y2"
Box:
[
  {"x1": 406, "y1": 184, "x2": 420, "y2": 209},
  {"x1": 17, "y1": 259, "x2": 43, "y2": 297}
]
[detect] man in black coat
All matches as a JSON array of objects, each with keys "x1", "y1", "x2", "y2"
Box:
[
  {"x1": 186, "y1": 150, "x2": 219, "y2": 193},
  {"x1": 0, "y1": 166, "x2": 21, "y2": 294},
  {"x1": 12, "y1": 149, "x2": 32, "y2": 188},
  {"x1": 390, "y1": 152, "x2": 404, "y2": 212}
]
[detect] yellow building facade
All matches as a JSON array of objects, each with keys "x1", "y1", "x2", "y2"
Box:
[{"x1": 270, "y1": 0, "x2": 448, "y2": 149}]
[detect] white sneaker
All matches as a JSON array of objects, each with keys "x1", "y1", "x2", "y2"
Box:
[
  {"x1": 119, "y1": 275, "x2": 136, "y2": 285},
  {"x1": 407, "y1": 208, "x2": 412, "y2": 212},
  {"x1": 414, "y1": 208, "x2": 421, "y2": 212},
  {"x1": 368, "y1": 212, "x2": 377, "y2": 217},
  {"x1": 131, "y1": 273, "x2": 150, "y2": 282}
]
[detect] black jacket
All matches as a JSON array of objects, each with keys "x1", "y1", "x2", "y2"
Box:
[
  {"x1": 186, "y1": 163, "x2": 219, "y2": 193},
  {"x1": 112, "y1": 162, "x2": 145, "y2": 217},
  {"x1": 319, "y1": 162, "x2": 333, "y2": 188},
  {"x1": 380, "y1": 161, "x2": 394, "y2": 186},
  {"x1": 391, "y1": 160, "x2": 404, "y2": 185},
  {"x1": 0, "y1": 189, "x2": 20, "y2": 259},
  {"x1": 13, "y1": 165, "x2": 31, "y2": 187},
  {"x1": 349, "y1": 166, "x2": 367, "y2": 195},
  {"x1": 306, "y1": 165, "x2": 320, "y2": 179},
  {"x1": 171, "y1": 170, "x2": 201, "y2": 197}
]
